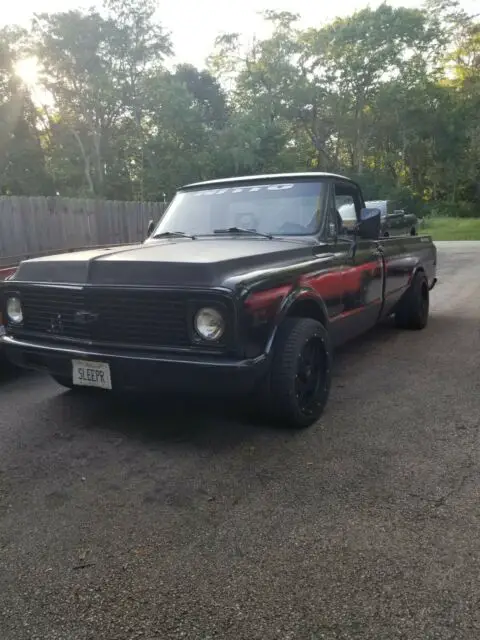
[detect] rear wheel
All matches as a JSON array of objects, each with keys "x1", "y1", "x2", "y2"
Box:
[
  {"x1": 395, "y1": 271, "x2": 429, "y2": 330},
  {"x1": 263, "y1": 317, "x2": 332, "y2": 429}
]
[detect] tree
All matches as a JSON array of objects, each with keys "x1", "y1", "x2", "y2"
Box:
[
  {"x1": 32, "y1": 1, "x2": 172, "y2": 197},
  {"x1": 0, "y1": 2, "x2": 478, "y2": 216},
  {"x1": 0, "y1": 26, "x2": 53, "y2": 195}
]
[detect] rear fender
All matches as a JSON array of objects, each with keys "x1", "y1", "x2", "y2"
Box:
[
  {"x1": 409, "y1": 264, "x2": 425, "y2": 284},
  {"x1": 409, "y1": 264, "x2": 437, "y2": 291}
]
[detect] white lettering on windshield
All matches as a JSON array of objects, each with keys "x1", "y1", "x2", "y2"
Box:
[
  {"x1": 192, "y1": 183, "x2": 295, "y2": 196},
  {"x1": 266, "y1": 184, "x2": 295, "y2": 190},
  {"x1": 193, "y1": 189, "x2": 222, "y2": 196}
]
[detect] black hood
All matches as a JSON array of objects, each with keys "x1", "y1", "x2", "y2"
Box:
[{"x1": 12, "y1": 237, "x2": 318, "y2": 289}]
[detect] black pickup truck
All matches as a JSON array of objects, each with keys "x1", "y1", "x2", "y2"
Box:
[{"x1": 0, "y1": 172, "x2": 437, "y2": 429}]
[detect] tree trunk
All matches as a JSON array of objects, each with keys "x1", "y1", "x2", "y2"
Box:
[
  {"x1": 92, "y1": 130, "x2": 104, "y2": 191},
  {"x1": 71, "y1": 129, "x2": 95, "y2": 195},
  {"x1": 354, "y1": 100, "x2": 364, "y2": 174}
]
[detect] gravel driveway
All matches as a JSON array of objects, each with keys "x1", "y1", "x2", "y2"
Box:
[{"x1": 0, "y1": 241, "x2": 479, "y2": 640}]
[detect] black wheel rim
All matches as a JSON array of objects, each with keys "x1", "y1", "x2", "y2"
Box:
[
  {"x1": 420, "y1": 285, "x2": 429, "y2": 319},
  {"x1": 295, "y1": 336, "x2": 326, "y2": 416}
]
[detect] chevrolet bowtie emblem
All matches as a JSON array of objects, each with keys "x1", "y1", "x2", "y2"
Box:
[{"x1": 49, "y1": 313, "x2": 64, "y2": 334}]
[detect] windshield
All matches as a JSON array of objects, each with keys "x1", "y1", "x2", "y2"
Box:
[{"x1": 153, "y1": 181, "x2": 327, "y2": 237}]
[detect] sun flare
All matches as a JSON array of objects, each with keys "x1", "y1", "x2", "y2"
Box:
[{"x1": 14, "y1": 56, "x2": 40, "y2": 88}]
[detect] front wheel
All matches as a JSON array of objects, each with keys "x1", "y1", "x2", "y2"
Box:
[{"x1": 263, "y1": 317, "x2": 333, "y2": 429}]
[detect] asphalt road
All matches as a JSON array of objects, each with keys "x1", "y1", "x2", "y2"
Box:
[{"x1": 1, "y1": 241, "x2": 479, "y2": 640}]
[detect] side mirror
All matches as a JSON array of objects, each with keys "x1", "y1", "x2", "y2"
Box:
[
  {"x1": 357, "y1": 207, "x2": 381, "y2": 240},
  {"x1": 147, "y1": 219, "x2": 155, "y2": 238}
]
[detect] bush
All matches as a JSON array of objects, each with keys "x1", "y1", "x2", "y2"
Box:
[
  {"x1": 337, "y1": 168, "x2": 480, "y2": 218},
  {"x1": 421, "y1": 201, "x2": 479, "y2": 219}
]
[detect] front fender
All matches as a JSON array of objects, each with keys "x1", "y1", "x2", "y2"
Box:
[
  {"x1": 264, "y1": 287, "x2": 329, "y2": 354},
  {"x1": 0, "y1": 267, "x2": 18, "y2": 282}
]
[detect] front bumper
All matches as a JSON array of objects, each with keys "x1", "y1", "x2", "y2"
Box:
[{"x1": 1, "y1": 336, "x2": 269, "y2": 395}]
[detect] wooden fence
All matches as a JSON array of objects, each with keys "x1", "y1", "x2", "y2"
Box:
[{"x1": 0, "y1": 196, "x2": 167, "y2": 267}]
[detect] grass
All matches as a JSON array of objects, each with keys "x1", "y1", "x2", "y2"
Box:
[{"x1": 420, "y1": 217, "x2": 480, "y2": 241}]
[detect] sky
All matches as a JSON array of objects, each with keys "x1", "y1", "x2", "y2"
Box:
[{"x1": 2, "y1": 0, "x2": 478, "y2": 68}]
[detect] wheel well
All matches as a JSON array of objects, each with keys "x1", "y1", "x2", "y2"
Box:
[
  {"x1": 411, "y1": 267, "x2": 427, "y2": 289},
  {"x1": 286, "y1": 298, "x2": 327, "y2": 327}
]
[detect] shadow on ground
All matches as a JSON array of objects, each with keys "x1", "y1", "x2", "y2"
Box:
[
  {"x1": 44, "y1": 385, "x2": 274, "y2": 453},
  {"x1": 0, "y1": 359, "x2": 24, "y2": 386},
  {"x1": 32, "y1": 318, "x2": 407, "y2": 447},
  {"x1": 3, "y1": 311, "x2": 460, "y2": 451}
]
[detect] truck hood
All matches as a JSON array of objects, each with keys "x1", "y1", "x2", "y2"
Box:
[{"x1": 12, "y1": 237, "x2": 318, "y2": 289}]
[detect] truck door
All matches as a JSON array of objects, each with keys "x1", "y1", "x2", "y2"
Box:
[{"x1": 331, "y1": 181, "x2": 384, "y2": 342}]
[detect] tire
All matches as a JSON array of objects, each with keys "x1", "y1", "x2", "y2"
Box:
[
  {"x1": 263, "y1": 317, "x2": 333, "y2": 429},
  {"x1": 395, "y1": 271, "x2": 429, "y2": 330}
]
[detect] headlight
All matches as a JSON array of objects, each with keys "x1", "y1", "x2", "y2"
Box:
[
  {"x1": 6, "y1": 296, "x2": 23, "y2": 324},
  {"x1": 194, "y1": 307, "x2": 225, "y2": 341}
]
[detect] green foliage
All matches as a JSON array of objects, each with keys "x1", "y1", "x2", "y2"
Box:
[
  {"x1": 0, "y1": 0, "x2": 478, "y2": 215},
  {"x1": 422, "y1": 217, "x2": 480, "y2": 240},
  {"x1": 422, "y1": 201, "x2": 478, "y2": 218},
  {"x1": 0, "y1": 26, "x2": 54, "y2": 195}
]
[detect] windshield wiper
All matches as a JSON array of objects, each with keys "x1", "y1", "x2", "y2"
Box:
[
  {"x1": 213, "y1": 226, "x2": 273, "y2": 239},
  {"x1": 152, "y1": 231, "x2": 196, "y2": 240}
]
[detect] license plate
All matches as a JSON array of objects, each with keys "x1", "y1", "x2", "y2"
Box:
[{"x1": 72, "y1": 359, "x2": 112, "y2": 390}]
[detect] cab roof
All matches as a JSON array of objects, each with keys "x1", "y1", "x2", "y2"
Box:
[{"x1": 180, "y1": 172, "x2": 357, "y2": 191}]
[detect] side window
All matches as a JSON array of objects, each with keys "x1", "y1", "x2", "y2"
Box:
[
  {"x1": 336, "y1": 196, "x2": 356, "y2": 226},
  {"x1": 333, "y1": 182, "x2": 363, "y2": 232}
]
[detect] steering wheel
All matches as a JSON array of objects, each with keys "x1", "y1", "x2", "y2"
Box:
[{"x1": 236, "y1": 212, "x2": 259, "y2": 230}]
